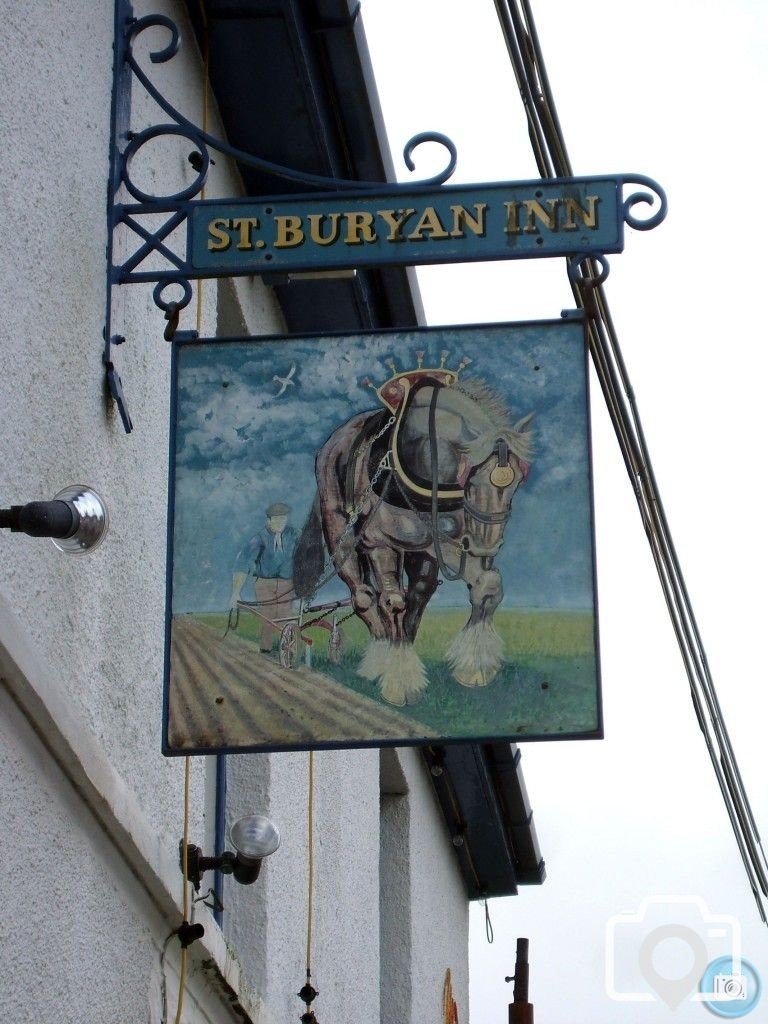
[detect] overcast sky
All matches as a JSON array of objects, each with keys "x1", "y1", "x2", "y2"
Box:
[{"x1": 361, "y1": 1, "x2": 768, "y2": 1021}]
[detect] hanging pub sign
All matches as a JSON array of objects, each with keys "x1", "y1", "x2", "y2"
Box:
[{"x1": 164, "y1": 315, "x2": 602, "y2": 755}]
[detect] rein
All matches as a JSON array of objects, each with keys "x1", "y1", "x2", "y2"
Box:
[
  {"x1": 462, "y1": 498, "x2": 513, "y2": 526},
  {"x1": 429, "y1": 387, "x2": 466, "y2": 582}
]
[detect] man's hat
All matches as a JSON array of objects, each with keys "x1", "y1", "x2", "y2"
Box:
[{"x1": 266, "y1": 501, "x2": 291, "y2": 517}]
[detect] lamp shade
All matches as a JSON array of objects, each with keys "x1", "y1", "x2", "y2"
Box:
[
  {"x1": 230, "y1": 813, "x2": 280, "y2": 864},
  {"x1": 50, "y1": 485, "x2": 109, "y2": 553}
]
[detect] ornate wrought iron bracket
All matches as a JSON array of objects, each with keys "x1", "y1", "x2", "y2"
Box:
[
  {"x1": 104, "y1": 1, "x2": 460, "y2": 431},
  {"x1": 104, "y1": 1, "x2": 667, "y2": 434}
]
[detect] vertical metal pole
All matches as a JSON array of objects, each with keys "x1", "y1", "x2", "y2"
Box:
[
  {"x1": 509, "y1": 938, "x2": 534, "y2": 1024},
  {"x1": 213, "y1": 753, "x2": 227, "y2": 926}
]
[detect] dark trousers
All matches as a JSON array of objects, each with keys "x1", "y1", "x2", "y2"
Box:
[{"x1": 254, "y1": 577, "x2": 295, "y2": 649}]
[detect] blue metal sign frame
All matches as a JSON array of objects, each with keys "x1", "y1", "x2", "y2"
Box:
[
  {"x1": 163, "y1": 314, "x2": 603, "y2": 755},
  {"x1": 179, "y1": 174, "x2": 657, "y2": 276}
]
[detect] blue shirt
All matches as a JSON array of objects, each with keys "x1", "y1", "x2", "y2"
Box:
[{"x1": 233, "y1": 526, "x2": 298, "y2": 580}]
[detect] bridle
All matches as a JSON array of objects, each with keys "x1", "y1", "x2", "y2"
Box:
[
  {"x1": 427, "y1": 386, "x2": 516, "y2": 581},
  {"x1": 463, "y1": 440, "x2": 518, "y2": 524}
]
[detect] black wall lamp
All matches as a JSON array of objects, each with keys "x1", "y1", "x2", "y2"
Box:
[
  {"x1": 0, "y1": 486, "x2": 109, "y2": 553},
  {"x1": 181, "y1": 813, "x2": 280, "y2": 890}
]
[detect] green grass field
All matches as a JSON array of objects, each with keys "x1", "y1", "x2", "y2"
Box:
[{"x1": 198, "y1": 606, "x2": 600, "y2": 740}]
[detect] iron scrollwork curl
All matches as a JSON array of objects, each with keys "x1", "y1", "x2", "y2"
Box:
[
  {"x1": 568, "y1": 253, "x2": 611, "y2": 288},
  {"x1": 619, "y1": 175, "x2": 668, "y2": 231},
  {"x1": 122, "y1": 124, "x2": 209, "y2": 204},
  {"x1": 123, "y1": 13, "x2": 459, "y2": 196}
]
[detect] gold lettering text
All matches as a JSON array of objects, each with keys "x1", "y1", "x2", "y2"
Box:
[
  {"x1": 523, "y1": 199, "x2": 559, "y2": 234},
  {"x1": 308, "y1": 213, "x2": 342, "y2": 247},
  {"x1": 344, "y1": 211, "x2": 377, "y2": 245},
  {"x1": 377, "y1": 208, "x2": 416, "y2": 241},
  {"x1": 274, "y1": 215, "x2": 305, "y2": 248},
  {"x1": 207, "y1": 218, "x2": 232, "y2": 252},
  {"x1": 504, "y1": 201, "x2": 522, "y2": 235},
  {"x1": 407, "y1": 206, "x2": 449, "y2": 241},
  {"x1": 449, "y1": 204, "x2": 487, "y2": 238},
  {"x1": 232, "y1": 217, "x2": 260, "y2": 250},
  {"x1": 562, "y1": 196, "x2": 600, "y2": 231}
]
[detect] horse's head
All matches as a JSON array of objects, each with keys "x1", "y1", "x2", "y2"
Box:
[
  {"x1": 460, "y1": 415, "x2": 533, "y2": 557},
  {"x1": 394, "y1": 379, "x2": 533, "y2": 556}
]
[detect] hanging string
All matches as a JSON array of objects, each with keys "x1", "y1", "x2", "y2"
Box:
[
  {"x1": 173, "y1": 755, "x2": 192, "y2": 1024},
  {"x1": 484, "y1": 899, "x2": 494, "y2": 944},
  {"x1": 297, "y1": 750, "x2": 320, "y2": 1022},
  {"x1": 306, "y1": 749, "x2": 315, "y2": 974}
]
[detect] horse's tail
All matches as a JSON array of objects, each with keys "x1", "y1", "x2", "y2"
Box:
[{"x1": 293, "y1": 493, "x2": 326, "y2": 599}]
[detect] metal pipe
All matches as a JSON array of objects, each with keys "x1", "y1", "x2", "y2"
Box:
[{"x1": 508, "y1": 937, "x2": 534, "y2": 1024}]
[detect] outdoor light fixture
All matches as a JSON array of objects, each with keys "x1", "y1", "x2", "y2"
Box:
[
  {"x1": 181, "y1": 813, "x2": 280, "y2": 890},
  {"x1": 0, "y1": 486, "x2": 109, "y2": 553}
]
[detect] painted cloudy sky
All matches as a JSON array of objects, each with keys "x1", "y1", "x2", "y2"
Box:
[{"x1": 169, "y1": 319, "x2": 595, "y2": 613}]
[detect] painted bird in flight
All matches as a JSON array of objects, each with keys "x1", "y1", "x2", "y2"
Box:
[{"x1": 273, "y1": 363, "x2": 296, "y2": 397}]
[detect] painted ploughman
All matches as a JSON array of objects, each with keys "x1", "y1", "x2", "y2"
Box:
[{"x1": 295, "y1": 352, "x2": 533, "y2": 707}]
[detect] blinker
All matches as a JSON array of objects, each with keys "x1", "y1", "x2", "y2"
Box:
[{"x1": 490, "y1": 439, "x2": 515, "y2": 488}]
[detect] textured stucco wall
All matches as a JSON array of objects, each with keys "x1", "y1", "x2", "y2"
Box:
[
  {"x1": 223, "y1": 749, "x2": 382, "y2": 1024},
  {"x1": 0, "y1": 2, "x2": 470, "y2": 1021},
  {"x1": 401, "y1": 748, "x2": 470, "y2": 1024},
  {"x1": 221, "y1": 746, "x2": 469, "y2": 1024},
  {"x1": 0, "y1": 1, "x2": 280, "y2": 1020},
  {"x1": 0, "y1": 682, "x2": 244, "y2": 1024}
]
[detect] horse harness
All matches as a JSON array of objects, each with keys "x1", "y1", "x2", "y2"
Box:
[{"x1": 340, "y1": 383, "x2": 517, "y2": 582}]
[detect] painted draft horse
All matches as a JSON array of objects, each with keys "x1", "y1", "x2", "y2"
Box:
[{"x1": 295, "y1": 372, "x2": 533, "y2": 706}]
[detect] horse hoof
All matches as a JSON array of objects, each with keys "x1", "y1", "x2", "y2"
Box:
[
  {"x1": 453, "y1": 667, "x2": 496, "y2": 687},
  {"x1": 380, "y1": 692, "x2": 406, "y2": 708}
]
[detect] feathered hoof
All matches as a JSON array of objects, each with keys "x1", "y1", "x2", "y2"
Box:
[
  {"x1": 446, "y1": 621, "x2": 503, "y2": 688},
  {"x1": 452, "y1": 665, "x2": 499, "y2": 688},
  {"x1": 358, "y1": 640, "x2": 428, "y2": 706},
  {"x1": 357, "y1": 639, "x2": 390, "y2": 681}
]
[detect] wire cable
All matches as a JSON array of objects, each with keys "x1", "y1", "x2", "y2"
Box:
[{"x1": 493, "y1": 0, "x2": 768, "y2": 926}]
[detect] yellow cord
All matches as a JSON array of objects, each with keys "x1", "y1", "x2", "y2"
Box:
[
  {"x1": 173, "y1": 755, "x2": 192, "y2": 1024},
  {"x1": 306, "y1": 750, "x2": 314, "y2": 974}
]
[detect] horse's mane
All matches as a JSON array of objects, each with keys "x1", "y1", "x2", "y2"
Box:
[
  {"x1": 451, "y1": 377, "x2": 534, "y2": 463},
  {"x1": 454, "y1": 377, "x2": 513, "y2": 426}
]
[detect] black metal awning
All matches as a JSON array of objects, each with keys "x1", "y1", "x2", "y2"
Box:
[
  {"x1": 422, "y1": 744, "x2": 545, "y2": 899},
  {"x1": 185, "y1": 0, "x2": 544, "y2": 900}
]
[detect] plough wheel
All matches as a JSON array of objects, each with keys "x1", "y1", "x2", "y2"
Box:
[
  {"x1": 279, "y1": 622, "x2": 299, "y2": 668},
  {"x1": 327, "y1": 625, "x2": 343, "y2": 665}
]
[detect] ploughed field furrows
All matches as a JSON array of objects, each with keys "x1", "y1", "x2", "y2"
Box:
[{"x1": 168, "y1": 615, "x2": 438, "y2": 750}]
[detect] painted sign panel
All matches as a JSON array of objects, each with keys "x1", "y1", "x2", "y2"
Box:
[
  {"x1": 164, "y1": 317, "x2": 601, "y2": 754},
  {"x1": 189, "y1": 177, "x2": 622, "y2": 276}
]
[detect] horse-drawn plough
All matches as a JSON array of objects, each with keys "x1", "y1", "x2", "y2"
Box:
[{"x1": 227, "y1": 597, "x2": 352, "y2": 669}]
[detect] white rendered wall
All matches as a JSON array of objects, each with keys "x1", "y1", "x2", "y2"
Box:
[
  {"x1": 0, "y1": 680, "x2": 245, "y2": 1024},
  {"x1": 0, "y1": 1, "x2": 470, "y2": 1021},
  {"x1": 398, "y1": 747, "x2": 470, "y2": 1024},
  {"x1": 0, "y1": 0, "x2": 280, "y2": 1019}
]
